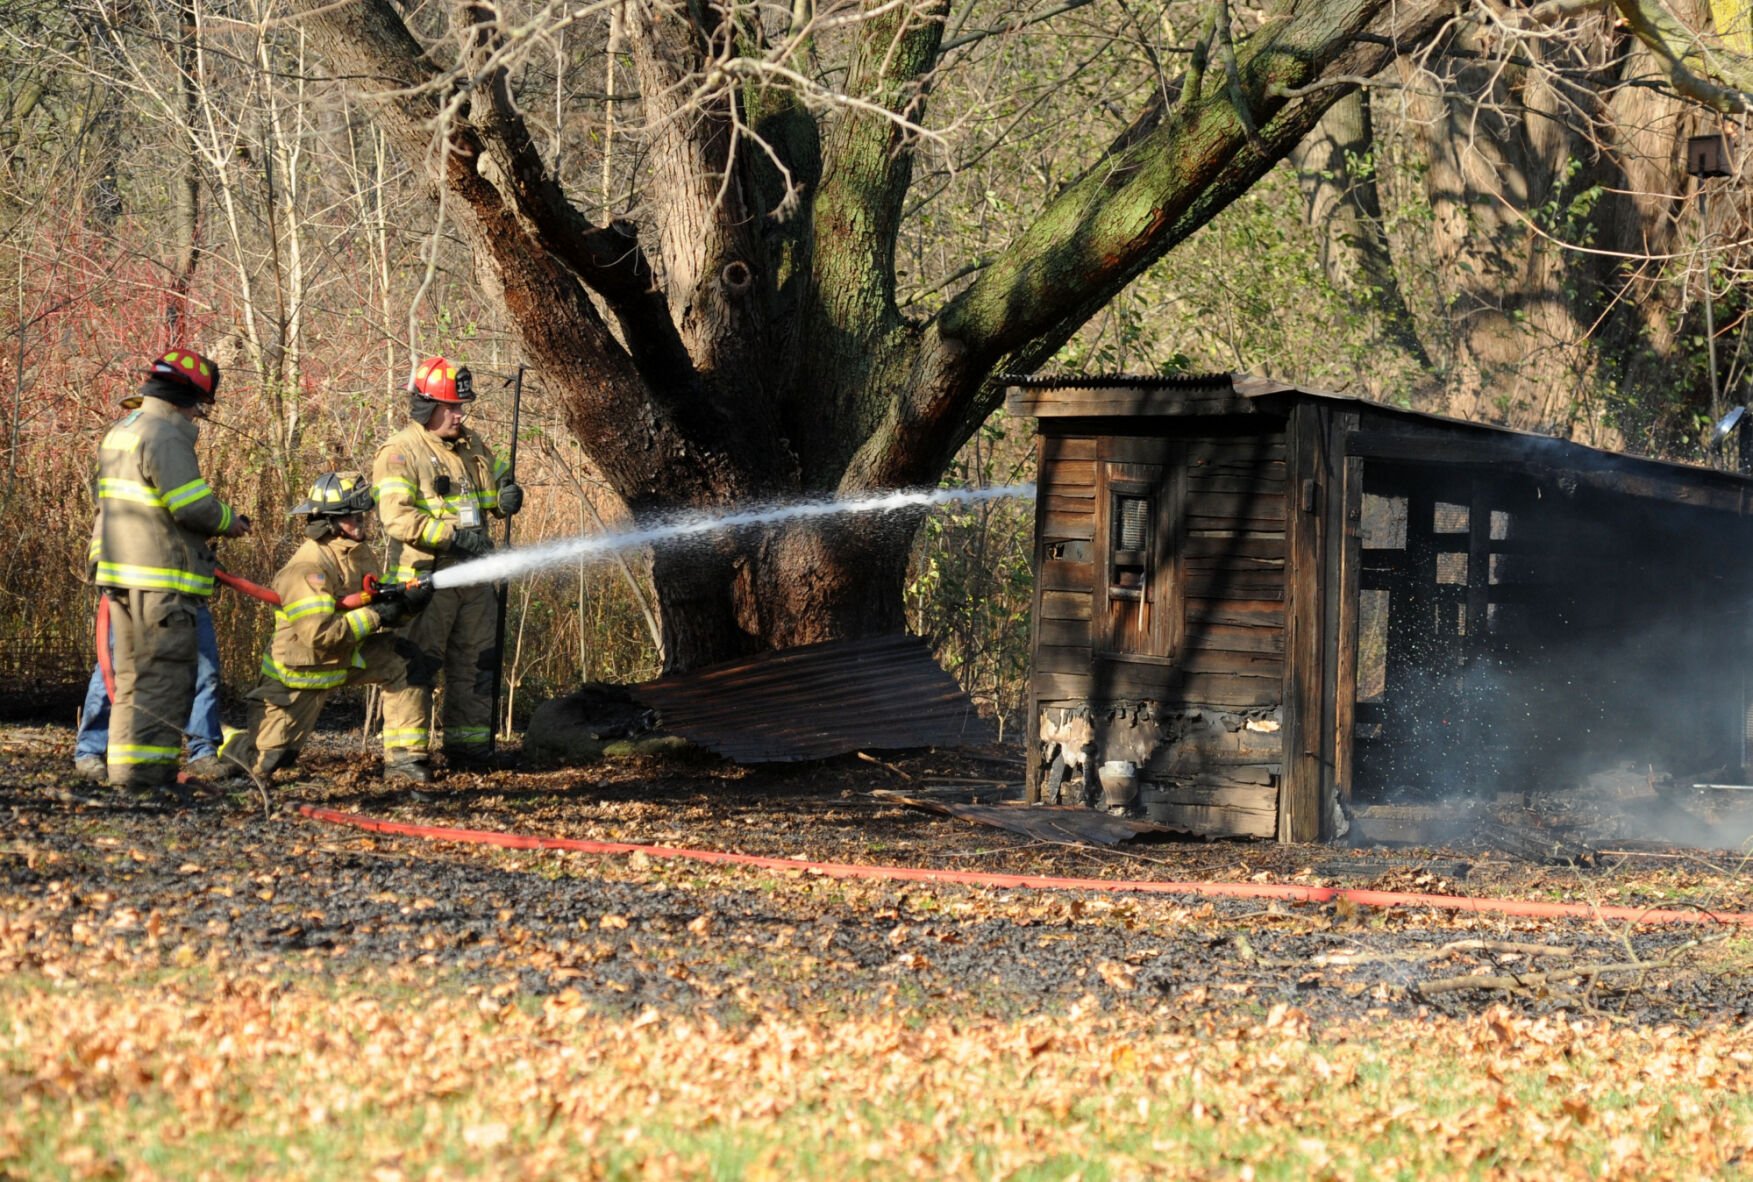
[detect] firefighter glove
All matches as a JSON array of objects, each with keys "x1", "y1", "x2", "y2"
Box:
[
  {"x1": 402, "y1": 581, "x2": 435, "y2": 614},
  {"x1": 451, "y1": 527, "x2": 492, "y2": 558},
  {"x1": 372, "y1": 598, "x2": 412, "y2": 628},
  {"x1": 498, "y1": 481, "x2": 524, "y2": 516}
]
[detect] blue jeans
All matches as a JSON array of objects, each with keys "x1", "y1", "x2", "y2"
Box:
[{"x1": 76, "y1": 601, "x2": 223, "y2": 762}]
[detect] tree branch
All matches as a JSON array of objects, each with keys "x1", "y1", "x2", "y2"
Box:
[
  {"x1": 839, "y1": 0, "x2": 1458, "y2": 489},
  {"x1": 457, "y1": 2, "x2": 695, "y2": 392},
  {"x1": 938, "y1": 0, "x2": 1455, "y2": 377},
  {"x1": 286, "y1": 0, "x2": 746, "y2": 507},
  {"x1": 1613, "y1": 0, "x2": 1753, "y2": 112},
  {"x1": 795, "y1": 0, "x2": 949, "y2": 474}
]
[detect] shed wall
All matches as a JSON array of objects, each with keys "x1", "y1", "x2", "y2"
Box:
[{"x1": 1031, "y1": 419, "x2": 1289, "y2": 837}]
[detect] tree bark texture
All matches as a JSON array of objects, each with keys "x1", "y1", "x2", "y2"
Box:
[{"x1": 291, "y1": 0, "x2": 1457, "y2": 671}]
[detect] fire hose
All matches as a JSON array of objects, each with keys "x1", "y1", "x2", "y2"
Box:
[
  {"x1": 95, "y1": 570, "x2": 432, "y2": 703},
  {"x1": 297, "y1": 805, "x2": 1753, "y2": 928}
]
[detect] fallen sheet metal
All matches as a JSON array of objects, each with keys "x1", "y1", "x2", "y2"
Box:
[
  {"x1": 631, "y1": 632, "x2": 997, "y2": 764},
  {"x1": 885, "y1": 794, "x2": 1196, "y2": 846}
]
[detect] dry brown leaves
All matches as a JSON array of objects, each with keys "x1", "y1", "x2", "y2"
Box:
[{"x1": 2, "y1": 941, "x2": 1751, "y2": 1180}]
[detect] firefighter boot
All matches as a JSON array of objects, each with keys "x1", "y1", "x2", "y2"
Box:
[{"x1": 384, "y1": 749, "x2": 432, "y2": 785}]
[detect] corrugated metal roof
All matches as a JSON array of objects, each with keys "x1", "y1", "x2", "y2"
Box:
[
  {"x1": 630, "y1": 633, "x2": 998, "y2": 763},
  {"x1": 1002, "y1": 371, "x2": 1237, "y2": 391},
  {"x1": 1001, "y1": 371, "x2": 1753, "y2": 498}
]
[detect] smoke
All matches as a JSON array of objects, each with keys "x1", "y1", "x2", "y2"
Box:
[
  {"x1": 430, "y1": 484, "x2": 1036, "y2": 591},
  {"x1": 1358, "y1": 586, "x2": 1753, "y2": 850}
]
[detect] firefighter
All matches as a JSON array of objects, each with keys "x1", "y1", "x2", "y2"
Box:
[
  {"x1": 218, "y1": 471, "x2": 434, "y2": 780},
  {"x1": 92, "y1": 348, "x2": 251, "y2": 793},
  {"x1": 371, "y1": 356, "x2": 523, "y2": 782}
]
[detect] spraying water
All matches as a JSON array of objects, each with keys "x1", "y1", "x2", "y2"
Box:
[{"x1": 430, "y1": 483, "x2": 1037, "y2": 590}]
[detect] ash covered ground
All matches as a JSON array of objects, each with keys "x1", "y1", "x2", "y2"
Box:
[{"x1": 4, "y1": 722, "x2": 1753, "y2": 1029}]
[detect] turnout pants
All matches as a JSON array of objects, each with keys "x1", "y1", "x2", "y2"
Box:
[
  {"x1": 105, "y1": 588, "x2": 201, "y2": 789},
  {"x1": 380, "y1": 582, "x2": 497, "y2": 758},
  {"x1": 223, "y1": 633, "x2": 417, "y2": 777}
]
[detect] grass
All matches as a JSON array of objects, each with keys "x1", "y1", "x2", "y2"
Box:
[{"x1": 3, "y1": 969, "x2": 1751, "y2": 1180}]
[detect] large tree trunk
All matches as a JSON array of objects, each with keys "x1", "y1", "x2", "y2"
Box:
[{"x1": 292, "y1": 0, "x2": 1455, "y2": 671}]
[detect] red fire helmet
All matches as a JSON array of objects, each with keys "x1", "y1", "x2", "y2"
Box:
[
  {"x1": 148, "y1": 348, "x2": 220, "y2": 401},
  {"x1": 409, "y1": 356, "x2": 475, "y2": 403}
]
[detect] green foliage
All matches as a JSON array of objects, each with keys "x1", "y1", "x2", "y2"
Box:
[{"x1": 906, "y1": 411, "x2": 1035, "y2": 733}]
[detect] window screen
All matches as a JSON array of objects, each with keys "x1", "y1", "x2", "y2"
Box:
[{"x1": 1110, "y1": 493, "x2": 1151, "y2": 598}]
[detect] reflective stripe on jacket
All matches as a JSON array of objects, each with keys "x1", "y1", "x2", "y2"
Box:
[
  {"x1": 260, "y1": 534, "x2": 385, "y2": 690},
  {"x1": 371, "y1": 422, "x2": 510, "y2": 583},
  {"x1": 92, "y1": 399, "x2": 236, "y2": 596}
]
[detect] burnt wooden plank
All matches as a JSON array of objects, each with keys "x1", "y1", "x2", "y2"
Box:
[
  {"x1": 1347, "y1": 429, "x2": 1753, "y2": 517},
  {"x1": 1188, "y1": 465, "x2": 1289, "y2": 486},
  {"x1": 1148, "y1": 738, "x2": 1282, "y2": 773},
  {"x1": 1037, "y1": 644, "x2": 1093, "y2": 674},
  {"x1": 1183, "y1": 534, "x2": 1286, "y2": 559},
  {"x1": 1346, "y1": 429, "x2": 1524, "y2": 466},
  {"x1": 1185, "y1": 492, "x2": 1287, "y2": 521},
  {"x1": 1182, "y1": 555, "x2": 1285, "y2": 574},
  {"x1": 1184, "y1": 518, "x2": 1290, "y2": 538},
  {"x1": 1038, "y1": 618, "x2": 1094, "y2": 648},
  {"x1": 1041, "y1": 494, "x2": 1096, "y2": 516},
  {"x1": 1466, "y1": 476, "x2": 1491, "y2": 650},
  {"x1": 1186, "y1": 599, "x2": 1286, "y2": 628},
  {"x1": 1181, "y1": 648, "x2": 1285, "y2": 675},
  {"x1": 1040, "y1": 560, "x2": 1095, "y2": 592},
  {"x1": 1188, "y1": 474, "x2": 1289, "y2": 495},
  {"x1": 1044, "y1": 459, "x2": 1096, "y2": 489},
  {"x1": 1186, "y1": 439, "x2": 1287, "y2": 464},
  {"x1": 1183, "y1": 623, "x2": 1286, "y2": 654},
  {"x1": 1041, "y1": 590, "x2": 1092, "y2": 621},
  {"x1": 1146, "y1": 774, "x2": 1278, "y2": 797},
  {"x1": 1142, "y1": 796, "x2": 1278, "y2": 838},
  {"x1": 1034, "y1": 667, "x2": 1283, "y2": 707},
  {"x1": 1101, "y1": 436, "x2": 1179, "y2": 464},
  {"x1": 1185, "y1": 574, "x2": 1286, "y2": 599},
  {"x1": 1041, "y1": 512, "x2": 1095, "y2": 541},
  {"x1": 1042, "y1": 436, "x2": 1097, "y2": 461}
]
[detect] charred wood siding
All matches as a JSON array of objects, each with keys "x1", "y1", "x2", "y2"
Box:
[
  {"x1": 1032, "y1": 428, "x2": 1287, "y2": 704},
  {"x1": 1029, "y1": 417, "x2": 1289, "y2": 838}
]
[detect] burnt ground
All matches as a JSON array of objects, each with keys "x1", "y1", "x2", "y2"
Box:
[{"x1": 5, "y1": 721, "x2": 1753, "y2": 1030}]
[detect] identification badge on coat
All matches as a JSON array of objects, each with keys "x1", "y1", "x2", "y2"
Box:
[{"x1": 456, "y1": 478, "x2": 482, "y2": 529}]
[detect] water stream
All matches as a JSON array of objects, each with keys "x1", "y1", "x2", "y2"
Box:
[{"x1": 430, "y1": 483, "x2": 1037, "y2": 590}]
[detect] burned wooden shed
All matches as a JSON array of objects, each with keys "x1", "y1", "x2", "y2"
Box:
[{"x1": 1008, "y1": 374, "x2": 1753, "y2": 842}]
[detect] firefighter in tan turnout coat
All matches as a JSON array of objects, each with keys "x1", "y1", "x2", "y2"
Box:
[
  {"x1": 218, "y1": 472, "x2": 433, "y2": 779},
  {"x1": 372, "y1": 357, "x2": 523, "y2": 782},
  {"x1": 91, "y1": 349, "x2": 252, "y2": 791}
]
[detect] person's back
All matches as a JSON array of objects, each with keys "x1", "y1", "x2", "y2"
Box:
[{"x1": 92, "y1": 349, "x2": 248, "y2": 792}]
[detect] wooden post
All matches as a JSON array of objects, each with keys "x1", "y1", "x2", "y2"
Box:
[
  {"x1": 1465, "y1": 475, "x2": 1491, "y2": 656},
  {"x1": 1279, "y1": 403, "x2": 1327, "y2": 842},
  {"x1": 1331, "y1": 444, "x2": 1364, "y2": 811},
  {"x1": 1026, "y1": 433, "x2": 1046, "y2": 805}
]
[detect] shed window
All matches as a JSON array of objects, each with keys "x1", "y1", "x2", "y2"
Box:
[{"x1": 1110, "y1": 493, "x2": 1151, "y2": 599}]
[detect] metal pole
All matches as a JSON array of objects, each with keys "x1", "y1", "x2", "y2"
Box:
[
  {"x1": 489, "y1": 364, "x2": 524, "y2": 752},
  {"x1": 1703, "y1": 188, "x2": 1723, "y2": 425}
]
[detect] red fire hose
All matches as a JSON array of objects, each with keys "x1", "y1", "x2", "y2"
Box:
[
  {"x1": 215, "y1": 568, "x2": 280, "y2": 605},
  {"x1": 95, "y1": 569, "x2": 381, "y2": 702},
  {"x1": 297, "y1": 805, "x2": 1753, "y2": 927}
]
